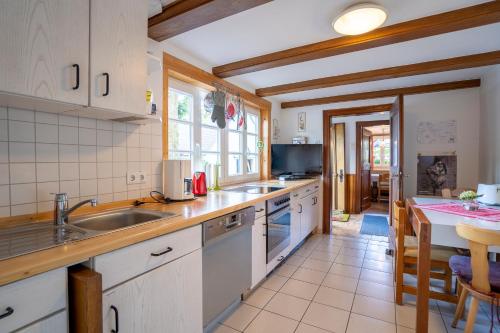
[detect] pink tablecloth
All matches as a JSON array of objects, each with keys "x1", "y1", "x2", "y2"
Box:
[{"x1": 414, "y1": 203, "x2": 500, "y2": 222}]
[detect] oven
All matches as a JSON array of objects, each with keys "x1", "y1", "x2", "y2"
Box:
[{"x1": 266, "y1": 193, "x2": 291, "y2": 263}]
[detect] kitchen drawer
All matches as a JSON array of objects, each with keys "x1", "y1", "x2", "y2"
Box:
[
  {"x1": 254, "y1": 201, "x2": 266, "y2": 219},
  {"x1": 94, "y1": 225, "x2": 202, "y2": 290},
  {"x1": 0, "y1": 268, "x2": 67, "y2": 333},
  {"x1": 299, "y1": 182, "x2": 320, "y2": 199}
]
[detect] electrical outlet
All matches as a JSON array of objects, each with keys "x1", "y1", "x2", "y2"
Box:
[{"x1": 127, "y1": 171, "x2": 146, "y2": 185}]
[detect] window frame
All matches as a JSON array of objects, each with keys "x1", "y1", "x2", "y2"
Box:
[
  {"x1": 168, "y1": 78, "x2": 261, "y2": 185},
  {"x1": 371, "y1": 134, "x2": 391, "y2": 170}
]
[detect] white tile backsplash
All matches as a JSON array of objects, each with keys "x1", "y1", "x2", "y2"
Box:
[{"x1": 0, "y1": 107, "x2": 163, "y2": 217}]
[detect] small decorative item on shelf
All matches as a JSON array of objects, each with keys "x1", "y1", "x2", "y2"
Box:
[{"x1": 459, "y1": 190, "x2": 482, "y2": 211}]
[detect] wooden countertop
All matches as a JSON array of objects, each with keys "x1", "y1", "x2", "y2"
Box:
[{"x1": 0, "y1": 179, "x2": 318, "y2": 286}]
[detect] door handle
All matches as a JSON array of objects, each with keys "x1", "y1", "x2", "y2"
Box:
[
  {"x1": 339, "y1": 169, "x2": 344, "y2": 182},
  {"x1": 102, "y1": 72, "x2": 110, "y2": 96},
  {"x1": 72, "y1": 64, "x2": 80, "y2": 90},
  {"x1": 110, "y1": 305, "x2": 119, "y2": 333}
]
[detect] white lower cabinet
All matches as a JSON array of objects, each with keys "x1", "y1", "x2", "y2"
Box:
[
  {"x1": 102, "y1": 249, "x2": 202, "y2": 333},
  {"x1": 251, "y1": 216, "x2": 267, "y2": 288},
  {"x1": 16, "y1": 311, "x2": 68, "y2": 333},
  {"x1": 290, "y1": 191, "x2": 302, "y2": 249}
]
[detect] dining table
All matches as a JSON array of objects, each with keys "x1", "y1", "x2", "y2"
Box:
[{"x1": 406, "y1": 196, "x2": 500, "y2": 333}]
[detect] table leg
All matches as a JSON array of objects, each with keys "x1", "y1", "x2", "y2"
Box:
[{"x1": 416, "y1": 222, "x2": 431, "y2": 333}]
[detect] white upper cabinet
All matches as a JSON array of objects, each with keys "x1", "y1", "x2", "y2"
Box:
[
  {"x1": 0, "y1": 0, "x2": 89, "y2": 106},
  {"x1": 90, "y1": 0, "x2": 147, "y2": 115}
]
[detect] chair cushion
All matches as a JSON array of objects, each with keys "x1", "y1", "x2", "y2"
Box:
[
  {"x1": 404, "y1": 236, "x2": 418, "y2": 248},
  {"x1": 449, "y1": 255, "x2": 500, "y2": 292},
  {"x1": 404, "y1": 245, "x2": 457, "y2": 262}
]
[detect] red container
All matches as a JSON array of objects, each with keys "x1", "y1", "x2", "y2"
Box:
[{"x1": 192, "y1": 172, "x2": 207, "y2": 196}]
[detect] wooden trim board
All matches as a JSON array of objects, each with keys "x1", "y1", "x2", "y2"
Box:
[
  {"x1": 256, "y1": 51, "x2": 500, "y2": 97},
  {"x1": 281, "y1": 79, "x2": 481, "y2": 109},
  {"x1": 213, "y1": 1, "x2": 500, "y2": 78},
  {"x1": 149, "y1": 0, "x2": 272, "y2": 41},
  {"x1": 324, "y1": 104, "x2": 393, "y2": 117}
]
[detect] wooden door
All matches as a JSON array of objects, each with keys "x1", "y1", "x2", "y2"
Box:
[
  {"x1": 90, "y1": 0, "x2": 147, "y2": 115},
  {"x1": 361, "y1": 128, "x2": 372, "y2": 211},
  {"x1": 0, "y1": 0, "x2": 89, "y2": 105},
  {"x1": 390, "y1": 95, "x2": 405, "y2": 216},
  {"x1": 331, "y1": 123, "x2": 346, "y2": 212},
  {"x1": 102, "y1": 249, "x2": 202, "y2": 333}
]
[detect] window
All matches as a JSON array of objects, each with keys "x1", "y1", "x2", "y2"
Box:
[
  {"x1": 372, "y1": 135, "x2": 390, "y2": 169},
  {"x1": 168, "y1": 79, "x2": 260, "y2": 183}
]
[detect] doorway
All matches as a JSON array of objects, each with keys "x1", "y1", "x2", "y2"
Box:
[{"x1": 356, "y1": 121, "x2": 390, "y2": 215}]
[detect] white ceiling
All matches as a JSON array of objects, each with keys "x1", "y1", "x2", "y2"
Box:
[{"x1": 159, "y1": 0, "x2": 500, "y2": 106}]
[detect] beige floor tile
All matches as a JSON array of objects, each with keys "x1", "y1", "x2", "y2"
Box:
[
  {"x1": 301, "y1": 258, "x2": 333, "y2": 272},
  {"x1": 314, "y1": 244, "x2": 342, "y2": 254},
  {"x1": 441, "y1": 313, "x2": 497, "y2": 333},
  {"x1": 222, "y1": 303, "x2": 260, "y2": 331},
  {"x1": 347, "y1": 313, "x2": 397, "y2": 333},
  {"x1": 396, "y1": 304, "x2": 446, "y2": 331},
  {"x1": 335, "y1": 255, "x2": 364, "y2": 267},
  {"x1": 352, "y1": 294, "x2": 395, "y2": 323},
  {"x1": 213, "y1": 324, "x2": 240, "y2": 333},
  {"x1": 302, "y1": 302, "x2": 350, "y2": 332},
  {"x1": 403, "y1": 293, "x2": 439, "y2": 313},
  {"x1": 342, "y1": 241, "x2": 368, "y2": 250},
  {"x1": 295, "y1": 322, "x2": 332, "y2": 333},
  {"x1": 365, "y1": 251, "x2": 393, "y2": 262},
  {"x1": 397, "y1": 326, "x2": 414, "y2": 333},
  {"x1": 295, "y1": 246, "x2": 315, "y2": 257},
  {"x1": 291, "y1": 267, "x2": 327, "y2": 285},
  {"x1": 363, "y1": 258, "x2": 393, "y2": 273},
  {"x1": 280, "y1": 278, "x2": 320, "y2": 300},
  {"x1": 308, "y1": 250, "x2": 337, "y2": 262},
  {"x1": 244, "y1": 310, "x2": 298, "y2": 333},
  {"x1": 356, "y1": 279, "x2": 394, "y2": 303},
  {"x1": 313, "y1": 286, "x2": 355, "y2": 311},
  {"x1": 360, "y1": 268, "x2": 394, "y2": 286},
  {"x1": 372, "y1": 235, "x2": 389, "y2": 242},
  {"x1": 264, "y1": 292, "x2": 310, "y2": 320},
  {"x1": 367, "y1": 244, "x2": 389, "y2": 253},
  {"x1": 339, "y1": 248, "x2": 366, "y2": 258},
  {"x1": 286, "y1": 254, "x2": 307, "y2": 266},
  {"x1": 329, "y1": 263, "x2": 361, "y2": 279},
  {"x1": 322, "y1": 273, "x2": 358, "y2": 293},
  {"x1": 275, "y1": 263, "x2": 298, "y2": 278},
  {"x1": 244, "y1": 287, "x2": 276, "y2": 308},
  {"x1": 261, "y1": 274, "x2": 288, "y2": 291}
]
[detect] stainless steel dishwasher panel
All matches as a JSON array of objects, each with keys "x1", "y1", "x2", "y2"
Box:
[{"x1": 202, "y1": 207, "x2": 255, "y2": 328}]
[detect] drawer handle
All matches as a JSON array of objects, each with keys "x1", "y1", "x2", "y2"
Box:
[
  {"x1": 110, "y1": 305, "x2": 119, "y2": 333},
  {"x1": 293, "y1": 194, "x2": 298, "y2": 197},
  {"x1": 0, "y1": 307, "x2": 14, "y2": 320},
  {"x1": 150, "y1": 247, "x2": 173, "y2": 257},
  {"x1": 256, "y1": 208, "x2": 265, "y2": 213}
]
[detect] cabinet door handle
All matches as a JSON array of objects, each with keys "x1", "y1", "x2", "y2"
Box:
[
  {"x1": 103, "y1": 72, "x2": 110, "y2": 96},
  {"x1": 150, "y1": 247, "x2": 173, "y2": 256},
  {"x1": 0, "y1": 307, "x2": 14, "y2": 320},
  {"x1": 72, "y1": 64, "x2": 80, "y2": 90},
  {"x1": 110, "y1": 305, "x2": 119, "y2": 333}
]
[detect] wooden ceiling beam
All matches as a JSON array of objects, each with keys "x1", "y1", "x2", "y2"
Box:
[
  {"x1": 281, "y1": 79, "x2": 481, "y2": 109},
  {"x1": 148, "y1": 0, "x2": 273, "y2": 41},
  {"x1": 256, "y1": 51, "x2": 500, "y2": 97},
  {"x1": 212, "y1": 1, "x2": 500, "y2": 78},
  {"x1": 324, "y1": 103, "x2": 394, "y2": 117}
]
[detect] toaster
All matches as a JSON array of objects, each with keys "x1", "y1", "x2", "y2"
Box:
[{"x1": 477, "y1": 184, "x2": 500, "y2": 205}]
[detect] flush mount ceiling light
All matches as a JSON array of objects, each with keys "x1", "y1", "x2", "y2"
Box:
[{"x1": 333, "y1": 3, "x2": 387, "y2": 35}]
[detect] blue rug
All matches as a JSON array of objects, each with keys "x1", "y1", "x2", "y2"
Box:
[{"x1": 360, "y1": 214, "x2": 389, "y2": 236}]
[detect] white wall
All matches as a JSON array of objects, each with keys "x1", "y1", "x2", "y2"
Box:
[
  {"x1": 403, "y1": 89, "x2": 481, "y2": 198},
  {"x1": 331, "y1": 113, "x2": 390, "y2": 174},
  {"x1": 479, "y1": 65, "x2": 500, "y2": 184}
]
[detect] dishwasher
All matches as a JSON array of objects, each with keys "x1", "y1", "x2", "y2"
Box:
[{"x1": 202, "y1": 206, "x2": 255, "y2": 330}]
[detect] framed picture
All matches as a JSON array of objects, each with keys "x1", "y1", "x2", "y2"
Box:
[
  {"x1": 298, "y1": 112, "x2": 306, "y2": 132},
  {"x1": 417, "y1": 153, "x2": 457, "y2": 196}
]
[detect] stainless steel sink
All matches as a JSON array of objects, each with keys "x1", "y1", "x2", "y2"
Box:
[{"x1": 71, "y1": 208, "x2": 177, "y2": 231}]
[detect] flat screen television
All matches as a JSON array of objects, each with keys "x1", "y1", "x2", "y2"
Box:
[{"x1": 271, "y1": 144, "x2": 323, "y2": 176}]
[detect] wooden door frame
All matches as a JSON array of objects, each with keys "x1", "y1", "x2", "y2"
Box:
[
  {"x1": 322, "y1": 104, "x2": 393, "y2": 234},
  {"x1": 355, "y1": 120, "x2": 390, "y2": 213}
]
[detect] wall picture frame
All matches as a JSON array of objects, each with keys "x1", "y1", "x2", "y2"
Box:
[{"x1": 298, "y1": 112, "x2": 306, "y2": 132}]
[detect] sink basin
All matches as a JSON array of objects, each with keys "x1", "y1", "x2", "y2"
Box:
[{"x1": 71, "y1": 208, "x2": 177, "y2": 232}]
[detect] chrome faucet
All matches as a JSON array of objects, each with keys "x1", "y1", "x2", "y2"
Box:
[{"x1": 53, "y1": 193, "x2": 97, "y2": 226}]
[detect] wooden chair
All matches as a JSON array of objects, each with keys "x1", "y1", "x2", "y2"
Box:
[
  {"x1": 378, "y1": 173, "x2": 390, "y2": 202},
  {"x1": 393, "y1": 201, "x2": 456, "y2": 304},
  {"x1": 450, "y1": 223, "x2": 500, "y2": 332}
]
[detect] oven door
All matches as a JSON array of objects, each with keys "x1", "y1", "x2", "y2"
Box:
[{"x1": 266, "y1": 206, "x2": 291, "y2": 263}]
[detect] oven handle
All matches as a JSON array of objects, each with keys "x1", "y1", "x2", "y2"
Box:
[{"x1": 267, "y1": 205, "x2": 290, "y2": 222}]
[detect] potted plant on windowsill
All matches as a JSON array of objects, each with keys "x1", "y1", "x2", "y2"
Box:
[{"x1": 458, "y1": 190, "x2": 483, "y2": 211}]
